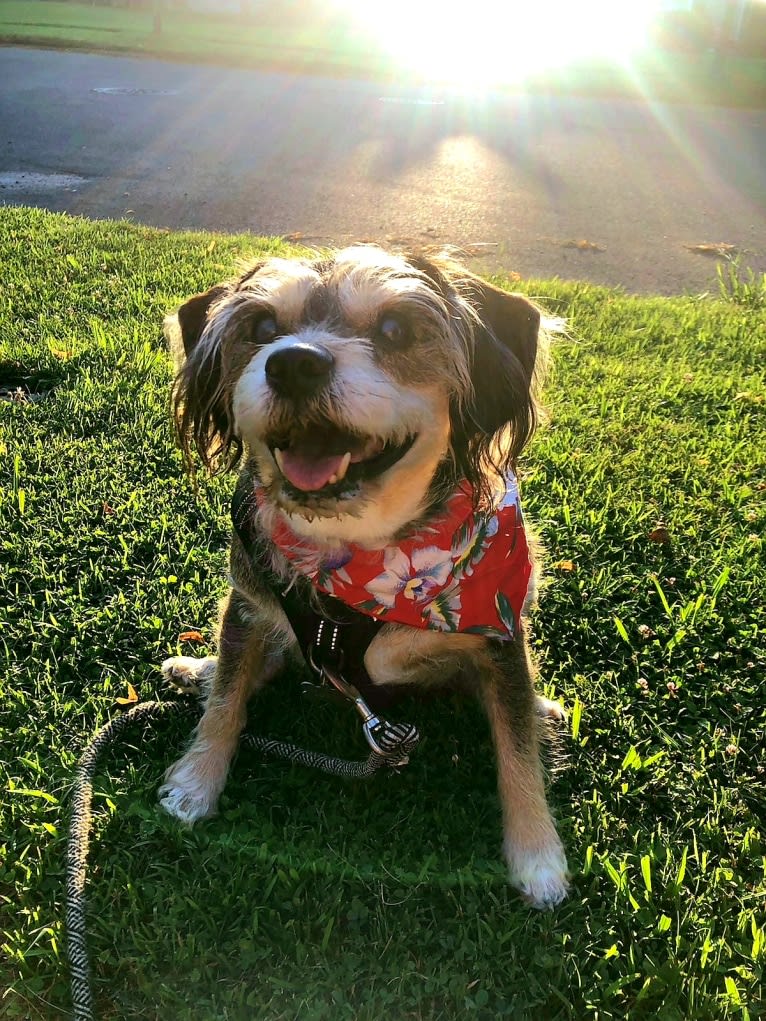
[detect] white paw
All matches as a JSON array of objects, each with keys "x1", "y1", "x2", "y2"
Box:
[
  {"x1": 506, "y1": 838, "x2": 570, "y2": 910},
  {"x1": 535, "y1": 695, "x2": 567, "y2": 723},
  {"x1": 158, "y1": 755, "x2": 222, "y2": 824},
  {"x1": 161, "y1": 655, "x2": 217, "y2": 695}
]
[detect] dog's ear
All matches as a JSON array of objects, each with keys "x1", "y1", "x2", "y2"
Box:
[
  {"x1": 164, "y1": 285, "x2": 227, "y2": 364},
  {"x1": 168, "y1": 285, "x2": 239, "y2": 473},
  {"x1": 451, "y1": 273, "x2": 545, "y2": 498},
  {"x1": 462, "y1": 274, "x2": 540, "y2": 385},
  {"x1": 177, "y1": 286, "x2": 227, "y2": 355}
]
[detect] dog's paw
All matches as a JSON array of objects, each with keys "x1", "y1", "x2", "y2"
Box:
[
  {"x1": 161, "y1": 655, "x2": 217, "y2": 695},
  {"x1": 535, "y1": 695, "x2": 567, "y2": 723},
  {"x1": 506, "y1": 838, "x2": 570, "y2": 910},
  {"x1": 158, "y1": 754, "x2": 222, "y2": 824}
]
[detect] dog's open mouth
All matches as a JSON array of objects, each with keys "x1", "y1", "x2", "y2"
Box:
[{"x1": 268, "y1": 423, "x2": 417, "y2": 494}]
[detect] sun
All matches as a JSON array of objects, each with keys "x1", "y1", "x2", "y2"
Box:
[{"x1": 335, "y1": 0, "x2": 666, "y2": 87}]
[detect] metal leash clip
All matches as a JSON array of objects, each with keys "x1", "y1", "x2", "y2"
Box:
[{"x1": 305, "y1": 634, "x2": 419, "y2": 767}]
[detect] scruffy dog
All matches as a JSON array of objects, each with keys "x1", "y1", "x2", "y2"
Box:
[{"x1": 159, "y1": 246, "x2": 569, "y2": 909}]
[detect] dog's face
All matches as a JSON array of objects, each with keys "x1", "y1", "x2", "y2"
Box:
[{"x1": 168, "y1": 246, "x2": 544, "y2": 547}]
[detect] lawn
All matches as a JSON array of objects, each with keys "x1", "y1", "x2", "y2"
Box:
[
  {"x1": 0, "y1": 0, "x2": 391, "y2": 78},
  {"x1": 0, "y1": 206, "x2": 764, "y2": 1020},
  {"x1": 1, "y1": 0, "x2": 766, "y2": 106}
]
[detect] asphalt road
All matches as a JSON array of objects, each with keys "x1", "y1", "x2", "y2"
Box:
[{"x1": 2, "y1": 46, "x2": 765, "y2": 294}]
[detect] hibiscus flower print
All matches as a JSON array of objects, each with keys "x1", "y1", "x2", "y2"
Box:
[{"x1": 365, "y1": 546, "x2": 453, "y2": 609}]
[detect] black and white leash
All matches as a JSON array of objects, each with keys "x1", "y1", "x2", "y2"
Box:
[{"x1": 66, "y1": 690, "x2": 419, "y2": 1021}]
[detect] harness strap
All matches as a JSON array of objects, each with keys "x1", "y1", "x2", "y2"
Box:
[{"x1": 231, "y1": 478, "x2": 399, "y2": 711}]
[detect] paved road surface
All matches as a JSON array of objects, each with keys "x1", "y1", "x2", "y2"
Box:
[{"x1": 2, "y1": 46, "x2": 765, "y2": 294}]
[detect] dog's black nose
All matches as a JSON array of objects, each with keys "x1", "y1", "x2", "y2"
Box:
[{"x1": 265, "y1": 343, "x2": 335, "y2": 398}]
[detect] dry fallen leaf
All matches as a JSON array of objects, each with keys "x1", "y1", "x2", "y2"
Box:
[
  {"x1": 648, "y1": 523, "x2": 671, "y2": 544},
  {"x1": 115, "y1": 682, "x2": 139, "y2": 706},
  {"x1": 552, "y1": 559, "x2": 576, "y2": 572},
  {"x1": 684, "y1": 242, "x2": 737, "y2": 257},
  {"x1": 637, "y1": 624, "x2": 657, "y2": 641},
  {"x1": 179, "y1": 630, "x2": 204, "y2": 642},
  {"x1": 562, "y1": 239, "x2": 605, "y2": 252}
]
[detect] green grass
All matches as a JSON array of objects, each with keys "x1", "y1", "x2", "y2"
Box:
[
  {"x1": 2, "y1": 0, "x2": 766, "y2": 106},
  {"x1": 1, "y1": 206, "x2": 765, "y2": 1020},
  {"x1": 0, "y1": 0, "x2": 392, "y2": 78}
]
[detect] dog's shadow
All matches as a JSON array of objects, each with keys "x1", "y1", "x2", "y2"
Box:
[
  {"x1": 215, "y1": 674, "x2": 503, "y2": 874},
  {"x1": 74, "y1": 676, "x2": 575, "y2": 1016}
]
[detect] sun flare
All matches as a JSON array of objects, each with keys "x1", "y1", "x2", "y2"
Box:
[{"x1": 336, "y1": 0, "x2": 666, "y2": 86}]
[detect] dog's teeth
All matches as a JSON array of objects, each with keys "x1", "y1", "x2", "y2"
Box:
[
  {"x1": 273, "y1": 448, "x2": 285, "y2": 474},
  {"x1": 337, "y1": 451, "x2": 351, "y2": 481}
]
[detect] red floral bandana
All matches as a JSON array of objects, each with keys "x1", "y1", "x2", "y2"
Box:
[{"x1": 265, "y1": 474, "x2": 532, "y2": 640}]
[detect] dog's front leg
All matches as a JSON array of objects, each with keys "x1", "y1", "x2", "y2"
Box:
[
  {"x1": 480, "y1": 634, "x2": 569, "y2": 909},
  {"x1": 159, "y1": 589, "x2": 278, "y2": 824}
]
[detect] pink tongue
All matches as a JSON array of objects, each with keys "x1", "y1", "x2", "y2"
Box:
[{"x1": 280, "y1": 450, "x2": 346, "y2": 492}]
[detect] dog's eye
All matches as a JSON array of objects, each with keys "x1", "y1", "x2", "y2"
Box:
[
  {"x1": 254, "y1": 315, "x2": 279, "y2": 345},
  {"x1": 377, "y1": 314, "x2": 407, "y2": 347}
]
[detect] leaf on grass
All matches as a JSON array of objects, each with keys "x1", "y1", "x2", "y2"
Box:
[
  {"x1": 49, "y1": 346, "x2": 74, "y2": 361},
  {"x1": 648, "y1": 523, "x2": 671, "y2": 544},
  {"x1": 179, "y1": 630, "x2": 204, "y2": 642},
  {"x1": 102, "y1": 502, "x2": 115, "y2": 516},
  {"x1": 283, "y1": 231, "x2": 304, "y2": 241},
  {"x1": 115, "y1": 682, "x2": 139, "y2": 705},
  {"x1": 684, "y1": 242, "x2": 738, "y2": 257},
  {"x1": 552, "y1": 559, "x2": 576, "y2": 572}
]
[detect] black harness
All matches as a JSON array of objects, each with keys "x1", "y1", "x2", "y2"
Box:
[{"x1": 231, "y1": 478, "x2": 414, "y2": 758}]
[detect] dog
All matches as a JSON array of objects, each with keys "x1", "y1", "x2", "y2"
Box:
[{"x1": 159, "y1": 245, "x2": 569, "y2": 909}]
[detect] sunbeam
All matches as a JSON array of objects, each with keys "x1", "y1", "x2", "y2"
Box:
[{"x1": 333, "y1": 0, "x2": 667, "y2": 87}]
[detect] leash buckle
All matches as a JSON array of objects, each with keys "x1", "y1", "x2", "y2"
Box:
[
  {"x1": 361, "y1": 717, "x2": 420, "y2": 767},
  {"x1": 304, "y1": 619, "x2": 420, "y2": 767},
  {"x1": 305, "y1": 654, "x2": 419, "y2": 766}
]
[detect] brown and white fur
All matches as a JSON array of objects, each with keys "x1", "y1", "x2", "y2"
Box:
[{"x1": 159, "y1": 246, "x2": 569, "y2": 909}]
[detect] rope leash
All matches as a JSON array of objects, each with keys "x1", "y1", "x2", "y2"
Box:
[{"x1": 66, "y1": 697, "x2": 419, "y2": 1021}]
